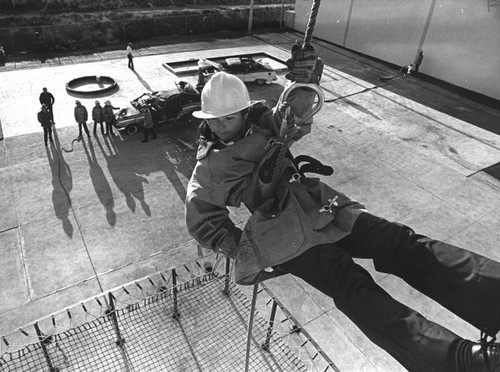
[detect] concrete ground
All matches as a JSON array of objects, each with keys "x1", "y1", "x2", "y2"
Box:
[{"x1": 1, "y1": 31, "x2": 500, "y2": 371}]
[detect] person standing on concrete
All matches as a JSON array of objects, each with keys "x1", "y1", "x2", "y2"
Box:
[
  {"x1": 92, "y1": 100, "x2": 105, "y2": 135},
  {"x1": 141, "y1": 107, "x2": 156, "y2": 142},
  {"x1": 74, "y1": 100, "x2": 89, "y2": 138},
  {"x1": 103, "y1": 100, "x2": 120, "y2": 136},
  {"x1": 126, "y1": 43, "x2": 134, "y2": 70},
  {"x1": 37, "y1": 104, "x2": 53, "y2": 145},
  {"x1": 39, "y1": 87, "x2": 55, "y2": 123},
  {"x1": 0, "y1": 46, "x2": 5, "y2": 66}
]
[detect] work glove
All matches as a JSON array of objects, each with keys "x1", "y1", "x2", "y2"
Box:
[{"x1": 285, "y1": 42, "x2": 323, "y2": 85}]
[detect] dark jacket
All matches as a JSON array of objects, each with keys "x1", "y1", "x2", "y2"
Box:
[
  {"x1": 92, "y1": 105, "x2": 103, "y2": 122},
  {"x1": 185, "y1": 100, "x2": 366, "y2": 285},
  {"x1": 39, "y1": 92, "x2": 55, "y2": 106},
  {"x1": 74, "y1": 105, "x2": 88, "y2": 123},
  {"x1": 37, "y1": 110, "x2": 52, "y2": 128},
  {"x1": 103, "y1": 104, "x2": 118, "y2": 123}
]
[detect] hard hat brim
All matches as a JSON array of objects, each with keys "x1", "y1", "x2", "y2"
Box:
[{"x1": 192, "y1": 99, "x2": 264, "y2": 119}]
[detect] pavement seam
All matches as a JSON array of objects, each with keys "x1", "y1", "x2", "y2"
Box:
[{"x1": 53, "y1": 148, "x2": 105, "y2": 294}]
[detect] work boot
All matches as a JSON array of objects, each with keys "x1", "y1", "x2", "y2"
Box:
[{"x1": 471, "y1": 336, "x2": 500, "y2": 372}]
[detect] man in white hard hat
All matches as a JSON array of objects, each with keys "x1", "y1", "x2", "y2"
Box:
[{"x1": 185, "y1": 45, "x2": 500, "y2": 372}]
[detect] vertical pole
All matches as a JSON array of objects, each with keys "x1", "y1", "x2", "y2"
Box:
[
  {"x1": 244, "y1": 284, "x2": 259, "y2": 372},
  {"x1": 172, "y1": 268, "x2": 181, "y2": 319},
  {"x1": 33, "y1": 323, "x2": 57, "y2": 372},
  {"x1": 223, "y1": 257, "x2": 231, "y2": 295},
  {"x1": 247, "y1": 0, "x2": 255, "y2": 35},
  {"x1": 280, "y1": 0, "x2": 285, "y2": 29},
  {"x1": 262, "y1": 300, "x2": 278, "y2": 351},
  {"x1": 107, "y1": 293, "x2": 126, "y2": 347}
]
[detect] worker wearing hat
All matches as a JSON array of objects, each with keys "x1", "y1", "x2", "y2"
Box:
[
  {"x1": 74, "y1": 100, "x2": 89, "y2": 138},
  {"x1": 37, "y1": 103, "x2": 53, "y2": 145},
  {"x1": 103, "y1": 100, "x2": 120, "y2": 136},
  {"x1": 185, "y1": 47, "x2": 500, "y2": 372},
  {"x1": 92, "y1": 100, "x2": 104, "y2": 135}
]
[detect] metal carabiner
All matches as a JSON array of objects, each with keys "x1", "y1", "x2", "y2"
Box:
[
  {"x1": 265, "y1": 138, "x2": 283, "y2": 150},
  {"x1": 281, "y1": 81, "x2": 325, "y2": 127}
]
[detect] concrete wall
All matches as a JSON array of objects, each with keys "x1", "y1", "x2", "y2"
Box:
[{"x1": 293, "y1": 0, "x2": 500, "y2": 101}]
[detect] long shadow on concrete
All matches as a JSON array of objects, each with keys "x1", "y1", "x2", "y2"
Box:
[
  {"x1": 48, "y1": 129, "x2": 74, "y2": 238},
  {"x1": 82, "y1": 138, "x2": 116, "y2": 226}
]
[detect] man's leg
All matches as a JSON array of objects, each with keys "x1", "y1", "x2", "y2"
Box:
[
  {"x1": 78, "y1": 122, "x2": 83, "y2": 137},
  {"x1": 43, "y1": 127, "x2": 48, "y2": 145},
  {"x1": 278, "y1": 244, "x2": 459, "y2": 372},
  {"x1": 83, "y1": 122, "x2": 90, "y2": 137},
  {"x1": 93, "y1": 121, "x2": 97, "y2": 134},
  {"x1": 142, "y1": 128, "x2": 149, "y2": 142},
  {"x1": 47, "y1": 126, "x2": 53, "y2": 142},
  {"x1": 341, "y1": 212, "x2": 500, "y2": 335}
]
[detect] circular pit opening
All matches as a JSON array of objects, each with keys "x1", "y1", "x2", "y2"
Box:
[{"x1": 66, "y1": 75, "x2": 118, "y2": 95}]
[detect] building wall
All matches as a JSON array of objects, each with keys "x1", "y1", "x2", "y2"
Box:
[{"x1": 293, "y1": 0, "x2": 500, "y2": 101}]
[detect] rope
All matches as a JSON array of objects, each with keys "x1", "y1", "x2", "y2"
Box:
[
  {"x1": 303, "y1": 0, "x2": 321, "y2": 46},
  {"x1": 245, "y1": 2, "x2": 323, "y2": 365},
  {"x1": 61, "y1": 137, "x2": 82, "y2": 153}
]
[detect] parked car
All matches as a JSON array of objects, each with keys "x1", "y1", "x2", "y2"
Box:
[
  {"x1": 199, "y1": 56, "x2": 277, "y2": 86},
  {"x1": 116, "y1": 81, "x2": 201, "y2": 136}
]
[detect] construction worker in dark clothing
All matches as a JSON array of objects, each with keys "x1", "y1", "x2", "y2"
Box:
[
  {"x1": 37, "y1": 104, "x2": 53, "y2": 145},
  {"x1": 103, "y1": 100, "x2": 120, "y2": 136},
  {"x1": 141, "y1": 107, "x2": 157, "y2": 142},
  {"x1": 92, "y1": 100, "x2": 105, "y2": 135},
  {"x1": 39, "y1": 87, "x2": 55, "y2": 123},
  {"x1": 74, "y1": 100, "x2": 90, "y2": 138},
  {"x1": 185, "y1": 46, "x2": 500, "y2": 371}
]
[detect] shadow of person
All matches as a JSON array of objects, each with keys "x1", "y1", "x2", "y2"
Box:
[
  {"x1": 132, "y1": 69, "x2": 154, "y2": 92},
  {"x1": 96, "y1": 136, "x2": 151, "y2": 216},
  {"x1": 48, "y1": 129, "x2": 74, "y2": 238},
  {"x1": 82, "y1": 138, "x2": 116, "y2": 226}
]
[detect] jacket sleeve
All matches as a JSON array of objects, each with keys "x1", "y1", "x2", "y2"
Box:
[
  {"x1": 185, "y1": 175, "x2": 242, "y2": 258},
  {"x1": 185, "y1": 147, "x2": 257, "y2": 258}
]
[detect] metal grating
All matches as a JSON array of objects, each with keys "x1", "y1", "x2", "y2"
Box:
[{"x1": 1, "y1": 255, "x2": 339, "y2": 372}]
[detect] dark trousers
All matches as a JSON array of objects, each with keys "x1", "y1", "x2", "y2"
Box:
[
  {"x1": 127, "y1": 54, "x2": 134, "y2": 69},
  {"x1": 46, "y1": 104, "x2": 54, "y2": 122},
  {"x1": 78, "y1": 121, "x2": 90, "y2": 137},
  {"x1": 93, "y1": 121, "x2": 104, "y2": 134},
  {"x1": 143, "y1": 127, "x2": 156, "y2": 141},
  {"x1": 43, "y1": 126, "x2": 53, "y2": 144},
  {"x1": 278, "y1": 212, "x2": 500, "y2": 372},
  {"x1": 105, "y1": 121, "x2": 115, "y2": 135}
]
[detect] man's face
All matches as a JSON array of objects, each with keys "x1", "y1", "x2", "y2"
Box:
[{"x1": 207, "y1": 112, "x2": 243, "y2": 142}]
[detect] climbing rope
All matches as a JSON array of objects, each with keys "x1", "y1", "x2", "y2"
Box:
[
  {"x1": 61, "y1": 136, "x2": 82, "y2": 153},
  {"x1": 303, "y1": 0, "x2": 321, "y2": 47},
  {"x1": 244, "y1": 1, "x2": 323, "y2": 371}
]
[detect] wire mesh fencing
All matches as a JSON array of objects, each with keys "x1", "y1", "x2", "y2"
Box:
[{"x1": 0, "y1": 254, "x2": 339, "y2": 372}]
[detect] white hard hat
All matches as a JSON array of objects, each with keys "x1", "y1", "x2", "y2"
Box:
[{"x1": 193, "y1": 72, "x2": 263, "y2": 119}]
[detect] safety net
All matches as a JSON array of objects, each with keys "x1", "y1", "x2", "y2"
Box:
[{"x1": 0, "y1": 255, "x2": 339, "y2": 372}]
